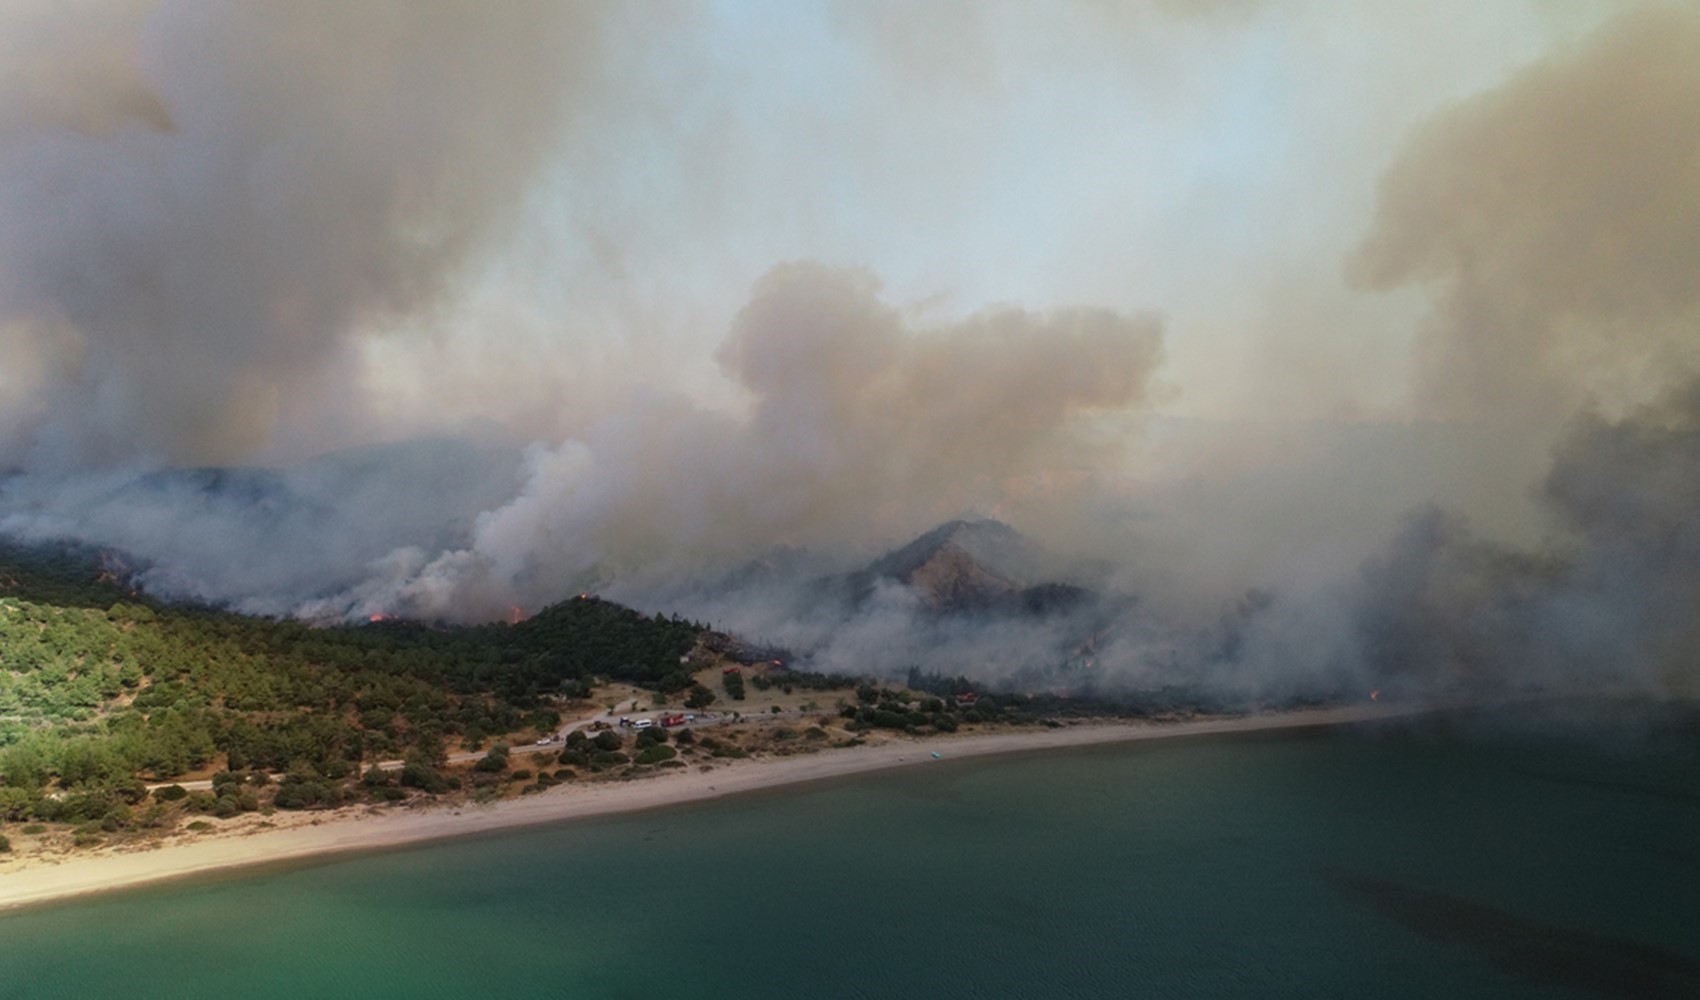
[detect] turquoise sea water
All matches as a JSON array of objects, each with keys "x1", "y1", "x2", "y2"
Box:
[{"x1": 1, "y1": 702, "x2": 1696, "y2": 999}]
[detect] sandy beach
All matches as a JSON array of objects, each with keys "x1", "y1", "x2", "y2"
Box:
[{"x1": 0, "y1": 701, "x2": 1428, "y2": 913}]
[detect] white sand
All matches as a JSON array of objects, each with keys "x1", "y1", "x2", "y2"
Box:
[{"x1": 0, "y1": 701, "x2": 1427, "y2": 912}]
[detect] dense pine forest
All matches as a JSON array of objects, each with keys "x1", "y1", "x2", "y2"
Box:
[{"x1": 0, "y1": 541, "x2": 701, "y2": 826}]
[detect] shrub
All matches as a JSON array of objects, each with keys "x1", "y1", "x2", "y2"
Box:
[
  {"x1": 684, "y1": 685, "x2": 715, "y2": 709},
  {"x1": 593, "y1": 730, "x2": 623, "y2": 752},
  {"x1": 510, "y1": 769, "x2": 532, "y2": 782},
  {"x1": 634, "y1": 745, "x2": 678, "y2": 765},
  {"x1": 154, "y1": 784, "x2": 189, "y2": 802},
  {"x1": 399, "y1": 763, "x2": 450, "y2": 794},
  {"x1": 565, "y1": 730, "x2": 589, "y2": 749},
  {"x1": 0, "y1": 834, "x2": 10, "y2": 853},
  {"x1": 21, "y1": 824, "x2": 45, "y2": 835},
  {"x1": 271, "y1": 785, "x2": 308, "y2": 810},
  {"x1": 553, "y1": 768, "x2": 576, "y2": 781},
  {"x1": 273, "y1": 776, "x2": 344, "y2": 810},
  {"x1": 363, "y1": 764, "x2": 391, "y2": 787},
  {"x1": 871, "y1": 710, "x2": 909, "y2": 730},
  {"x1": 187, "y1": 820, "x2": 213, "y2": 832}
]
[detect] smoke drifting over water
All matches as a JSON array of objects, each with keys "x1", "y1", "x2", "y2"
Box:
[{"x1": 1, "y1": 2, "x2": 1695, "y2": 700}]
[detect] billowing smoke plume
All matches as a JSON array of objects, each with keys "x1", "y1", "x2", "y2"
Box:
[
  {"x1": 0, "y1": 1, "x2": 601, "y2": 468},
  {"x1": 1350, "y1": 379, "x2": 1700, "y2": 698},
  {"x1": 1337, "y1": 4, "x2": 1700, "y2": 698},
  {"x1": 1350, "y1": 4, "x2": 1700, "y2": 426},
  {"x1": 0, "y1": 3, "x2": 1695, "y2": 703},
  {"x1": 332, "y1": 262, "x2": 1164, "y2": 621}
]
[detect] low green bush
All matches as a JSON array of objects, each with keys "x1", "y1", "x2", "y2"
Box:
[{"x1": 634, "y1": 744, "x2": 678, "y2": 765}]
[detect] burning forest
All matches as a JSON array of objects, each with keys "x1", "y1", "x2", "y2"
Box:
[{"x1": 0, "y1": 2, "x2": 1695, "y2": 705}]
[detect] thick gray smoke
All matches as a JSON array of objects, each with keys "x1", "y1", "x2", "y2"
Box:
[
  {"x1": 1325, "y1": 5, "x2": 1700, "y2": 700},
  {"x1": 1350, "y1": 380, "x2": 1700, "y2": 699},
  {"x1": 329, "y1": 262, "x2": 1164, "y2": 622},
  {"x1": 1349, "y1": 5, "x2": 1700, "y2": 427},
  {"x1": 0, "y1": 3, "x2": 1694, "y2": 704},
  {"x1": 0, "y1": 1, "x2": 602, "y2": 469}
]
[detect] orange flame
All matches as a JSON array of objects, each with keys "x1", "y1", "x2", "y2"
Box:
[
  {"x1": 1369, "y1": 689, "x2": 1380, "y2": 701},
  {"x1": 509, "y1": 606, "x2": 523, "y2": 625}
]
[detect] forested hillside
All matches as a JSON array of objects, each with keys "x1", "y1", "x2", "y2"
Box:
[{"x1": 0, "y1": 541, "x2": 701, "y2": 823}]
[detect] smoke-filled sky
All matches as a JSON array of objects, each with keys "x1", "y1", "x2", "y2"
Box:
[{"x1": 0, "y1": 1, "x2": 1695, "y2": 695}]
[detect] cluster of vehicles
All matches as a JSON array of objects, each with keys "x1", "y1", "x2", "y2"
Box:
[
  {"x1": 528, "y1": 711, "x2": 707, "y2": 747},
  {"x1": 618, "y1": 713, "x2": 695, "y2": 729}
]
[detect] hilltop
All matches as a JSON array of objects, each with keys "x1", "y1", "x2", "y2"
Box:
[{"x1": 846, "y1": 518, "x2": 1096, "y2": 616}]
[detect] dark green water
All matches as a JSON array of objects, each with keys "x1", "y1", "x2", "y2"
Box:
[{"x1": 2, "y1": 703, "x2": 1696, "y2": 999}]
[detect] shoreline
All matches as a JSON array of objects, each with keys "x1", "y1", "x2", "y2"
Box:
[{"x1": 0, "y1": 700, "x2": 1435, "y2": 913}]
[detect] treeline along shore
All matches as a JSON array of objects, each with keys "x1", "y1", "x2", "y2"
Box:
[{"x1": 0, "y1": 539, "x2": 1428, "y2": 910}]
